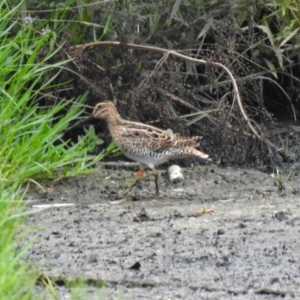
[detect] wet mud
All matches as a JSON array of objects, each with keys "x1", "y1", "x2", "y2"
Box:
[{"x1": 24, "y1": 163, "x2": 300, "y2": 299}]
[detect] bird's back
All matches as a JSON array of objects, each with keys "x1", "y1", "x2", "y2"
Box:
[{"x1": 107, "y1": 118, "x2": 209, "y2": 167}]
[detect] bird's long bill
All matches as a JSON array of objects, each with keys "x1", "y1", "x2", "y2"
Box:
[{"x1": 64, "y1": 115, "x2": 95, "y2": 135}]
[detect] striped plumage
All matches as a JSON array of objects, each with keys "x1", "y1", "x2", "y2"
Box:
[{"x1": 92, "y1": 101, "x2": 209, "y2": 194}]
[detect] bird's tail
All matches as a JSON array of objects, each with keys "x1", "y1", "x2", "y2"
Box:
[
  {"x1": 185, "y1": 137, "x2": 210, "y2": 160},
  {"x1": 176, "y1": 136, "x2": 203, "y2": 148},
  {"x1": 192, "y1": 148, "x2": 210, "y2": 160}
]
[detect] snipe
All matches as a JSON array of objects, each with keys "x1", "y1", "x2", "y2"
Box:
[{"x1": 91, "y1": 101, "x2": 210, "y2": 195}]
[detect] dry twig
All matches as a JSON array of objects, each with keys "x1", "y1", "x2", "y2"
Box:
[{"x1": 69, "y1": 41, "x2": 282, "y2": 154}]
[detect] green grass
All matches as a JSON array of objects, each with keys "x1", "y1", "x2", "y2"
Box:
[
  {"x1": 0, "y1": 1, "x2": 105, "y2": 299},
  {"x1": 0, "y1": 3, "x2": 104, "y2": 188},
  {"x1": 0, "y1": 188, "x2": 36, "y2": 300}
]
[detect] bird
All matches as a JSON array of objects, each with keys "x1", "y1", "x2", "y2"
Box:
[{"x1": 91, "y1": 101, "x2": 210, "y2": 195}]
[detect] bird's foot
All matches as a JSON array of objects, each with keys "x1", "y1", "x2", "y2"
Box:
[
  {"x1": 117, "y1": 187, "x2": 137, "y2": 200},
  {"x1": 117, "y1": 170, "x2": 146, "y2": 200},
  {"x1": 129, "y1": 170, "x2": 146, "y2": 199}
]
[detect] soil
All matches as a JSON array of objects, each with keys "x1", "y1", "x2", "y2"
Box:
[{"x1": 24, "y1": 161, "x2": 300, "y2": 299}]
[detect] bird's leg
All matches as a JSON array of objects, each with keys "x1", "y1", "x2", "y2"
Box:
[
  {"x1": 118, "y1": 170, "x2": 146, "y2": 198},
  {"x1": 152, "y1": 168, "x2": 159, "y2": 195},
  {"x1": 128, "y1": 170, "x2": 146, "y2": 191}
]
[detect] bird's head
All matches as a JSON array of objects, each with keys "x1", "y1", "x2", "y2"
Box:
[{"x1": 92, "y1": 101, "x2": 117, "y2": 120}]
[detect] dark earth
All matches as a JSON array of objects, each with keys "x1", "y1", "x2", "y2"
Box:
[{"x1": 24, "y1": 157, "x2": 300, "y2": 299}]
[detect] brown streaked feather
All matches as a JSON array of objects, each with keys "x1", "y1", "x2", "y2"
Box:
[
  {"x1": 119, "y1": 121, "x2": 202, "y2": 150},
  {"x1": 92, "y1": 101, "x2": 209, "y2": 161}
]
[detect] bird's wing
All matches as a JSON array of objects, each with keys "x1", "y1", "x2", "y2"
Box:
[{"x1": 121, "y1": 122, "x2": 200, "y2": 151}]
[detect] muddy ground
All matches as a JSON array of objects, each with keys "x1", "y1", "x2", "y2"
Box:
[{"x1": 23, "y1": 160, "x2": 300, "y2": 300}]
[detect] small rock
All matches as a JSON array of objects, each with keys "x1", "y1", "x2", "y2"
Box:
[
  {"x1": 168, "y1": 165, "x2": 184, "y2": 183},
  {"x1": 128, "y1": 261, "x2": 141, "y2": 270},
  {"x1": 274, "y1": 211, "x2": 289, "y2": 221},
  {"x1": 133, "y1": 208, "x2": 150, "y2": 222}
]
